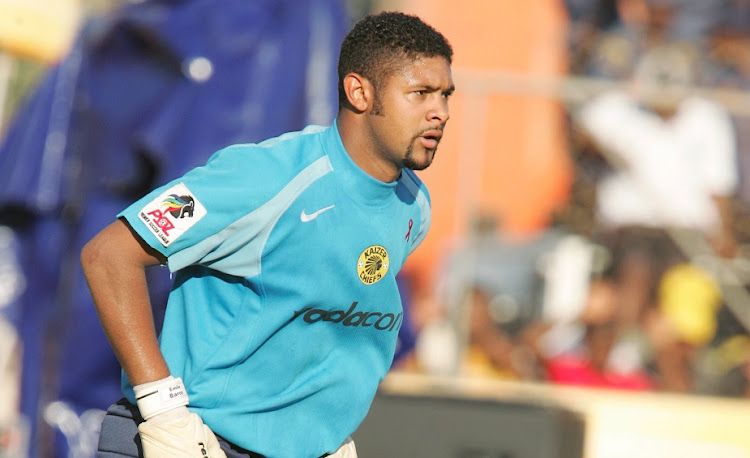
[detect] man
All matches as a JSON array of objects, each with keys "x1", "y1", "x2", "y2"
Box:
[
  {"x1": 2, "y1": 2, "x2": 349, "y2": 455},
  {"x1": 81, "y1": 11, "x2": 454, "y2": 458}
]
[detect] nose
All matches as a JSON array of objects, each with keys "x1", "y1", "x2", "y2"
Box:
[{"x1": 427, "y1": 96, "x2": 450, "y2": 124}]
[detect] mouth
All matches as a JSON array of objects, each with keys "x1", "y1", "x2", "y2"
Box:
[{"x1": 418, "y1": 129, "x2": 443, "y2": 150}]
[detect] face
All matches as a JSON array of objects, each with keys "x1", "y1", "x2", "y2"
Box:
[{"x1": 365, "y1": 56, "x2": 454, "y2": 174}]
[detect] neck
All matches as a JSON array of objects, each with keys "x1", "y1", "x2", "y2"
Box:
[{"x1": 337, "y1": 111, "x2": 401, "y2": 183}]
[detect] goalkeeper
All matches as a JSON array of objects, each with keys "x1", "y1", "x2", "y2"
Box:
[{"x1": 81, "y1": 11, "x2": 454, "y2": 458}]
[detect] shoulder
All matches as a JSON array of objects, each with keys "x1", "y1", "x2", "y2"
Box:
[
  {"x1": 172, "y1": 125, "x2": 332, "y2": 204},
  {"x1": 587, "y1": 90, "x2": 636, "y2": 113},
  {"x1": 215, "y1": 125, "x2": 328, "y2": 162},
  {"x1": 676, "y1": 97, "x2": 735, "y2": 141},
  {"x1": 679, "y1": 96, "x2": 731, "y2": 121},
  {"x1": 579, "y1": 90, "x2": 640, "y2": 132},
  {"x1": 204, "y1": 125, "x2": 330, "y2": 179}
]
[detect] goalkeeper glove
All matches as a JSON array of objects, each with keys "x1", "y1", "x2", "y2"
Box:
[{"x1": 134, "y1": 376, "x2": 226, "y2": 458}]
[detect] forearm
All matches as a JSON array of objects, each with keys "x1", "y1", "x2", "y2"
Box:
[
  {"x1": 83, "y1": 223, "x2": 227, "y2": 457},
  {"x1": 710, "y1": 194, "x2": 736, "y2": 257},
  {"x1": 81, "y1": 220, "x2": 170, "y2": 385},
  {"x1": 712, "y1": 195, "x2": 734, "y2": 234}
]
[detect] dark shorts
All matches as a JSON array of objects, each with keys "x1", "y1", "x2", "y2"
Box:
[{"x1": 97, "y1": 398, "x2": 263, "y2": 458}]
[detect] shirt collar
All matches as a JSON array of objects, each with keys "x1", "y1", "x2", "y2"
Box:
[{"x1": 323, "y1": 120, "x2": 398, "y2": 206}]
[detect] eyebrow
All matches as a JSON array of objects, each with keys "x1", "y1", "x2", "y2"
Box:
[{"x1": 417, "y1": 84, "x2": 456, "y2": 94}]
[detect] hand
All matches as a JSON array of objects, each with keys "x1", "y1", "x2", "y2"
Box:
[
  {"x1": 138, "y1": 406, "x2": 227, "y2": 458},
  {"x1": 134, "y1": 376, "x2": 226, "y2": 458}
]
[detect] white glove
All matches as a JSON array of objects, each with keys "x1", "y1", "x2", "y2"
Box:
[{"x1": 135, "y1": 376, "x2": 226, "y2": 458}]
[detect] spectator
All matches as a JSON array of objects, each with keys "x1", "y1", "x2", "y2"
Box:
[
  {"x1": 562, "y1": 0, "x2": 619, "y2": 74},
  {"x1": 581, "y1": 0, "x2": 727, "y2": 79},
  {"x1": 583, "y1": 0, "x2": 676, "y2": 79},
  {"x1": 543, "y1": 276, "x2": 655, "y2": 390},
  {"x1": 423, "y1": 213, "x2": 566, "y2": 380},
  {"x1": 649, "y1": 263, "x2": 723, "y2": 392},
  {"x1": 573, "y1": 43, "x2": 739, "y2": 391},
  {"x1": 706, "y1": 7, "x2": 750, "y2": 240}
]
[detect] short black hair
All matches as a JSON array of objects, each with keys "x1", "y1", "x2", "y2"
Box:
[{"x1": 337, "y1": 11, "x2": 453, "y2": 108}]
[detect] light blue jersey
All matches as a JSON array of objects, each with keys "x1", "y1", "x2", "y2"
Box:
[{"x1": 118, "y1": 121, "x2": 431, "y2": 458}]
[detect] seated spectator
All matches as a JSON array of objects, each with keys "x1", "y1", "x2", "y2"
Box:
[
  {"x1": 418, "y1": 213, "x2": 568, "y2": 380},
  {"x1": 646, "y1": 263, "x2": 723, "y2": 391},
  {"x1": 543, "y1": 277, "x2": 655, "y2": 391}
]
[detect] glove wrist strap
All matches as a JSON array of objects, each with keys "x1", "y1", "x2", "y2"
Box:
[{"x1": 135, "y1": 376, "x2": 189, "y2": 420}]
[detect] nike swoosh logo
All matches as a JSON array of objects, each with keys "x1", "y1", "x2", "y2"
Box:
[{"x1": 300, "y1": 205, "x2": 335, "y2": 222}]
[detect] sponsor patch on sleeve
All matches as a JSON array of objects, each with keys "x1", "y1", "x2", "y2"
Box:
[{"x1": 137, "y1": 183, "x2": 207, "y2": 247}]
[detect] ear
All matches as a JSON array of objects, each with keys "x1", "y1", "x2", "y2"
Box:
[{"x1": 342, "y1": 73, "x2": 372, "y2": 112}]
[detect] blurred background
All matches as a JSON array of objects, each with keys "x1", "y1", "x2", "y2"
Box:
[{"x1": 2, "y1": 0, "x2": 750, "y2": 457}]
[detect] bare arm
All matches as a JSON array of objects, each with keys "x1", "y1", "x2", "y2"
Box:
[
  {"x1": 710, "y1": 194, "x2": 737, "y2": 258},
  {"x1": 81, "y1": 219, "x2": 170, "y2": 385}
]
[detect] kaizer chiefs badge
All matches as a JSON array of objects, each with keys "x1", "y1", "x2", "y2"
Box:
[{"x1": 357, "y1": 245, "x2": 389, "y2": 285}]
